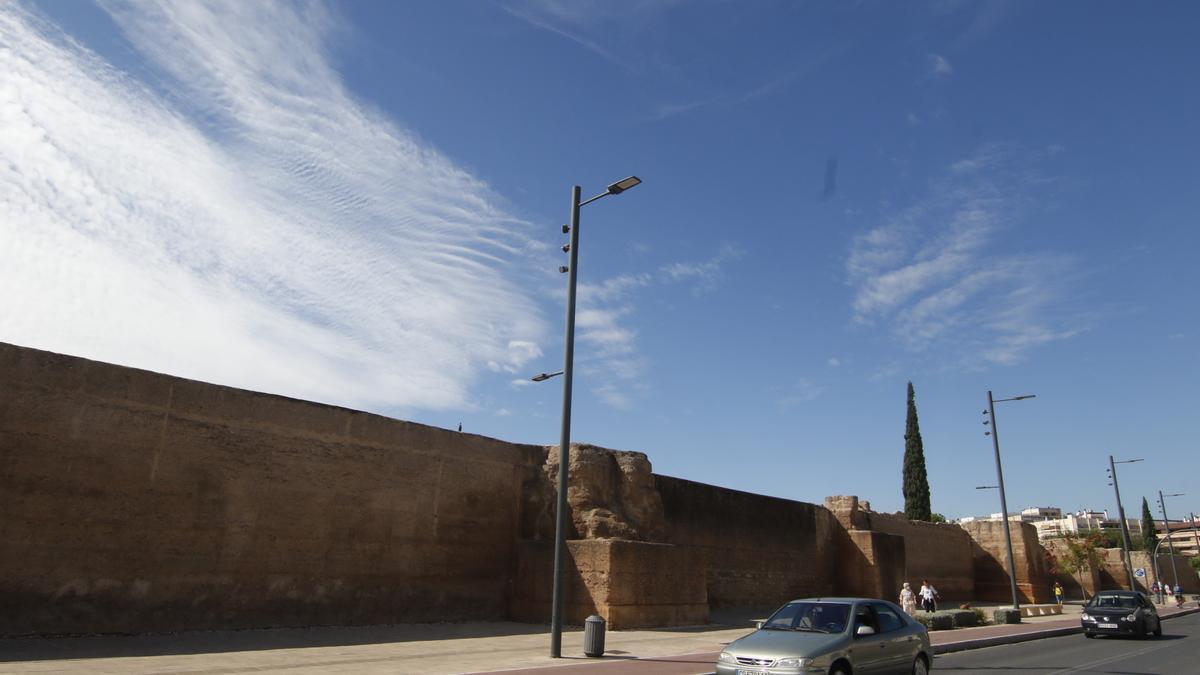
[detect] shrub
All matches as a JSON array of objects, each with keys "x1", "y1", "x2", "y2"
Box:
[
  {"x1": 913, "y1": 613, "x2": 955, "y2": 631},
  {"x1": 947, "y1": 609, "x2": 979, "y2": 627}
]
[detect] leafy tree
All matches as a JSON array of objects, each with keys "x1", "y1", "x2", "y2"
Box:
[
  {"x1": 1190, "y1": 557, "x2": 1200, "y2": 575},
  {"x1": 929, "y1": 513, "x2": 948, "y2": 524},
  {"x1": 902, "y1": 382, "x2": 932, "y2": 521},
  {"x1": 1054, "y1": 532, "x2": 1105, "y2": 601},
  {"x1": 1140, "y1": 497, "x2": 1158, "y2": 552},
  {"x1": 1079, "y1": 528, "x2": 1126, "y2": 549}
]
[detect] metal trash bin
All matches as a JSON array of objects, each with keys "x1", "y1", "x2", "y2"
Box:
[{"x1": 583, "y1": 614, "x2": 606, "y2": 657}]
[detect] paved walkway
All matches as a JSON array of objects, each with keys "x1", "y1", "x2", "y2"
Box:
[{"x1": 1, "y1": 602, "x2": 1195, "y2": 675}]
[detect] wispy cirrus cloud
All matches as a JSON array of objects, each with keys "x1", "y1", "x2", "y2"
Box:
[
  {"x1": 927, "y1": 53, "x2": 954, "y2": 77},
  {"x1": 847, "y1": 143, "x2": 1084, "y2": 366},
  {"x1": 660, "y1": 243, "x2": 745, "y2": 294},
  {"x1": 500, "y1": 0, "x2": 666, "y2": 72},
  {"x1": 0, "y1": 1, "x2": 546, "y2": 412},
  {"x1": 562, "y1": 245, "x2": 742, "y2": 408},
  {"x1": 775, "y1": 377, "x2": 825, "y2": 411}
]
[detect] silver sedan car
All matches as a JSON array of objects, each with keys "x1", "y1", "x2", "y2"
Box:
[{"x1": 716, "y1": 597, "x2": 933, "y2": 675}]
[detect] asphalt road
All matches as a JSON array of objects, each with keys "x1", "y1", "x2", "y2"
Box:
[{"x1": 932, "y1": 611, "x2": 1200, "y2": 674}]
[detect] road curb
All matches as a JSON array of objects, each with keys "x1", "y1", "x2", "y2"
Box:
[
  {"x1": 932, "y1": 605, "x2": 1200, "y2": 655},
  {"x1": 933, "y1": 626, "x2": 1080, "y2": 654}
]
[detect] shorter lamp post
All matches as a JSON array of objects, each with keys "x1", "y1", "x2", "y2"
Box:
[
  {"x1": 982, "y1": 391, "x2": 1035, "y2": 611},
  {"x1": 1106, "y1": 456, "x2": 1143, "y2": 589},
  {"x1": 1158, "y1": 491, "x2": 1184, "y2": 591}
]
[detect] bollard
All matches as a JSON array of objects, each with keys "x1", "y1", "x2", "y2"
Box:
[{"x1": 583, "y1": 615, "x2": 606, "y2": 657}]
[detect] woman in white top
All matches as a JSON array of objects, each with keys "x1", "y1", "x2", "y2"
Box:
[
  {"x1": 899, "y1": 582, "x2": 917, "y2": 614},
  {"x1": 919, "y1": 580, "x2": 937, "y2": 612}
]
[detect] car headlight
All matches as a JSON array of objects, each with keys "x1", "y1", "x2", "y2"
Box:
[
  {"x1": 1080, "y1": 613, "x2": 1091, "y2": 621},
  {"x1": 1122, "y1": 612, "x2": 1139, "y2": 622},
  {"x1": 775, "y1": 657, "x2": 809, "y2": 668},
  {"x1": 718, "y1": 652, "x2": 737, "y2": 664}
]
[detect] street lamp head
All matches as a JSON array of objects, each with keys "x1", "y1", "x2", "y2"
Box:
[
  {"x1": 606, "y1": 176, "x2": 642, "y2": 194},
  {"x1": 1012, "y1": 394, "x2": 1036, "y2": 400},
  {"x1": 531, "y1": 371, "x2": 563, "y2": 382},
  {"x1": 976, "y1": 485, "x2": 999, "y2": 490}
]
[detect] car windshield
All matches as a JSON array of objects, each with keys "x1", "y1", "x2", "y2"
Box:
[
  {"x1": 762, "y1": 602, "x2": 850, "y2": 633},
  {"x1": 1089, "y1": 595, "x2": 1138, "y2": 609}
]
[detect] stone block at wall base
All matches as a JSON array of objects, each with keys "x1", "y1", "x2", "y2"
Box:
[
  {"x1": 510, "y1": 539, "x2": 707, "y2": 629},
  {"x1": 993, "y1": 608, "x2": 1021, "y2": 624}
]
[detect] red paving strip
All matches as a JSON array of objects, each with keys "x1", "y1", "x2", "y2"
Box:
[{"x1": 483, "y1": 651, "x2": 720, "y2": 675}]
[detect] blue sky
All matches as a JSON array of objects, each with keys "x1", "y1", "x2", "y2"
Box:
[{"x1": 3, "y1": 0, "x2": 1197, "y2": 521}]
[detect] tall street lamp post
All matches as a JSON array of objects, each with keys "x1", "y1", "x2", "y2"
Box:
[
  {"x1": 1107, "y1": 456, "x2": 1143, "y2": 589},
  {"x1": 983, "y1": 391, "x2": 1035, "y2": 611},
  {"x1": 549, "y1": 176, "x2": 641, "y2": 659},
  {"x1": 1157, "y1": 490, "x2": 1184, "y2": 591}
]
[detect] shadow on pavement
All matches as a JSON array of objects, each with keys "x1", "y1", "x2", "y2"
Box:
[{"x1": 0, "y1": 621, "x2": 551, "y2": 663}]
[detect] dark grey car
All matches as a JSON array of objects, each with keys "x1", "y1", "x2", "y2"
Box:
[
  {"x1": 1081, "y1": 590, "x2": 1161, "y2": 639},
  {"x1": 716, "y1": 598, "x2": 932, "y2": 675}
]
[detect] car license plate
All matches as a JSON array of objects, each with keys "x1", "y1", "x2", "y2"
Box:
[
  {"x1": 1098, "y1": 622, "x2": 1118, "y2": 628},
  {"x1": 737, "y1": 670, "x2": 768, "y2": 675}
]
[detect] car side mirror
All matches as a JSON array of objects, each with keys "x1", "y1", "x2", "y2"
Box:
[
  {"x1": 755, "y1": 620, "x2": 765, "y2": 629},
  {"x1": 855, "y1": 625, "x2": 876, "y2": 636}
]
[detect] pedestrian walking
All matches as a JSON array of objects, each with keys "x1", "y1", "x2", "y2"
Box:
[
  {"x1": 1175, "y1": 583, "x2": 1184, "y2": 608},
  {"x1": 1054, "y1": 581, "x2": 1064, "y2": 605},
  {"x1": 899, "y1": 582, "x2": 917, "y2": 615},
  {"x1": 919, "y1": 580, "x2": 938, "y2": 613}
]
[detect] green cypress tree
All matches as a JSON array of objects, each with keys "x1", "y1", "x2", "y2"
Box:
[
  {"x1": 903, "y1": 381, "x2": 932, "y2": 521},
  {"x1": 1140, "y1": 497, "x2": 1158, "y2": 551}
]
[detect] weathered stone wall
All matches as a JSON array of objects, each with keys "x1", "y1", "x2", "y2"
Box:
[
  {"x1": 961, "y1": 520, "x2": 1054, "y2": 603},
  {"x1": 1131, "y1": 551, "x2": 1200, "y2": 594},
  {"x1": 837, "y1": 530, "x2": 906, "y2": 602},
  {"x1": 825, "y1": 496, "x2": 974, "y2": 601},
  {"x1": 0, "y1": 343, "x2": 543, "y2": 635},
  {"x1": 656, "y1": 476, "x2": 840, "y2": 610},
  {"x1": 510, "y1": 539, "x2": 707, "y2": 629},
  {"x1": 1042, "y1": 539, "x2": 1102, "y2": 600}
]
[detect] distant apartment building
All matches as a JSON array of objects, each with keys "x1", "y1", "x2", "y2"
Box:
[
  {"x1": 958, "y1": 506, "x2": 1143, "y2": 542},
  {"x1": 1158, "y1": 517, "x2": 1200, "y2": 556}
]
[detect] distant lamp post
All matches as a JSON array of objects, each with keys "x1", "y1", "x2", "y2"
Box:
[
  {"x1": 1106, "y1": 456, "x2": 1143, "y2": 589},
  {"x1": 1191, "y1": 512, "x2": 1200, "y2": 559},
  {"x1": 548, "y1": 176, "x2": 641, "y2": 658},
  {"x1": 1157, "y1": 491, "x2": 1184, "y2": 590},
  {"x1": 982, "y1": 391, "x2": 1035, "y2": 611},
  {"x1": 531, "y1": 371, "x2": 563, "y2": 382}
]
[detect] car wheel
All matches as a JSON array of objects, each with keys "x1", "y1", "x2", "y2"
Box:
[
  {"x1": 1084, "y1": 632, "x2": 1095, "y2": 638},
  {"x1": 912, "y1": 655, "x2": 929, "y2": 675},
  {"x1": 1153, "y1": 622, "x2": 1162, "y2": 638},
  {"x1": 830, "y1": 662, "x2": 850, "y2": 675}
]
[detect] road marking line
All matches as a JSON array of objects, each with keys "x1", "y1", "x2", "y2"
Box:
[{"x1": 1044, "y1": 639, "x2": 1185, "y2": 675}]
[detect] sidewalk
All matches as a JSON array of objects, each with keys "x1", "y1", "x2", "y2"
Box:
[{"x1": 1, "y1": 603, "x2": 1195, "y2": 675}]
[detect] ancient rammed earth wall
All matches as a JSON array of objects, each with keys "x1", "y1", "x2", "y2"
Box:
[
  {"x1": 0, "y1": 343, "x2": 543, "y2": 635},
  {"x1": 656, "y1": 476, "x2": 840, "y2": 609},
  {"x1": 3, "y1": 341, "x2": 1075, "y2": 636},
  {"x1": 825, "y1": 496, "x2": 974, "y2": 601},
  {"x1": 961, "y1": 520, "x2": 1053, "y2": 603}
]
